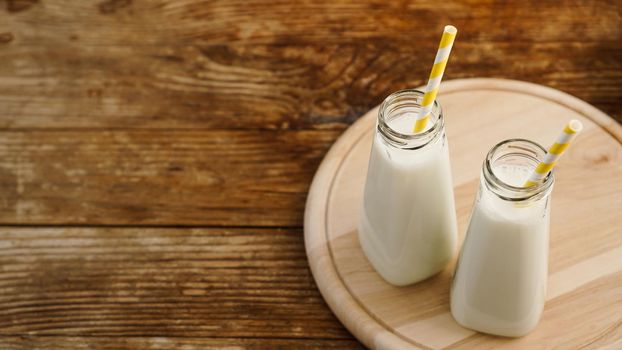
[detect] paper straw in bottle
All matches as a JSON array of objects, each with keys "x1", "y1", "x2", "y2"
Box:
[
  {"x1": 413, "y1": 25, "x2": 458, "y2": 133},
  {"x1": 523, "y1": 119, "x2": 583, "y2": 187}
]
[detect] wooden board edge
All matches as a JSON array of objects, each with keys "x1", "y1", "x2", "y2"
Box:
[
  {"x1": 303, "y1": 78, "x2": 622, "y2": 350},
  {"x1": 440, "y1": 78, "x2": 622, "y2": 142}
]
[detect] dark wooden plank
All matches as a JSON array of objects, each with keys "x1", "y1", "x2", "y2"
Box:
[
  {"x1": 0, "y1": 129, "x2": 338, "y2": 226},
  {"x1": 0, "y1": 42, "x2": 620, "y2": 130},
  {"x1": 0, "y1": 336, "x2": 365, "y2": 350},
  {"x1": 0, "y1": 227, "x2": 352, "y2": 340},
  {"x1": 2, "y1": 0, "x2": 620, "y2": 46},
  {"x1": 0, "y1": 2, "x2": 620, "y2": 130}
]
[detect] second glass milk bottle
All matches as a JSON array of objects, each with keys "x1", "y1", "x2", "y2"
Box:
[
  {"x1": 451, "y1": 139, "x2": 554, "y2": 337},
  {"x1": 359, "y1": 89, "x2": 457, "y2": 286}
]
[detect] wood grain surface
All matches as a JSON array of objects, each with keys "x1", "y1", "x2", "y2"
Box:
[
  {"x1": 0, "y1": 129, "x2": 338, "y2": 225},
  {"x1": 1, "y1": 0, "x2": 621, "y2": 349}
]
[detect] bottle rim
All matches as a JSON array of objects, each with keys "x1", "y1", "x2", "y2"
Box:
[
  {"x1": 377, "y1": 89, "x2": 444, "y2": 149},
  {"x1": 483, "y1": 138, "x2": 555, "y2": 202}
]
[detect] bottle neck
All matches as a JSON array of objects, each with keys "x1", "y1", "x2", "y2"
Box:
[
  {"x1": 377, "y1": 89, "x2": 444, "y2": 150},
  {"x1": 482, "y1": 139, "x2": 554, "y2": 202}
]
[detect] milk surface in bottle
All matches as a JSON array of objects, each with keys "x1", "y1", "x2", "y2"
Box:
[
  {"x1": 451, "y1": 139, "x2": 554, "y2": 337},
  {"x1": 359, "y1": 89, "x2": 457, "y2": 286}
]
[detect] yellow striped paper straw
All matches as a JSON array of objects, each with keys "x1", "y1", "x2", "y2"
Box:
[
  {"x1": 524, "y1": 120, "x2": 583, "y2": 187},
  {"x1": 413, "y1": 25, "x2": 457, "y2": 133}
]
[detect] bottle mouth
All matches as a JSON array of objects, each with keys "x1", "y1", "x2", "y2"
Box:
[
  {"x1": 483, "y1": 139, "x2": 554, "y2": 201},
  {"x1": 378, "y1": 89, "x2": 444, "y2": 149}
]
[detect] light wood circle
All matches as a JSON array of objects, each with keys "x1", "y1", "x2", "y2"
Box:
[{"x1": 304, "y1": 78, "x2": 622, "y2": 350}]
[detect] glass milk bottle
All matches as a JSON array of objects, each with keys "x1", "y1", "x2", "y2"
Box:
[
  {"x1": 359, "y1": 89, "x2": 457, "y2": 286},
  {"x1": 451, "y1": 139, "x2": 554, "y2": 337}
]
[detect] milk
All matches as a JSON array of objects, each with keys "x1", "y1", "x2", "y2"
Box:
[
  {"x1": 359, "y1": 112, "x2": 457, "y2": 286},
  {"x1": 451, "y1": 164, "x2": 551, "y2": 337}
]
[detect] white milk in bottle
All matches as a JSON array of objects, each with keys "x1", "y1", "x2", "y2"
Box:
[
  {"x1": 451, "y1": 139, "x2": 554, "y2": 337},
  {"x1": 359, "y1": 89, "x2": 457, "y2": 286}
]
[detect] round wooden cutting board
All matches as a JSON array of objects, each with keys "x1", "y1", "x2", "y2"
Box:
[{"x1": 304, "y1": 78, "x2": 622, "y2": 350}]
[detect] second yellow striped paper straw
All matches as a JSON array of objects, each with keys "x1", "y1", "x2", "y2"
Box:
[
  {"x1": 523, "y1": 119, "x2": 583, "y2": 187},
  {"x1": 413, "y1": 25, "x2": 458, "y2": 133}
]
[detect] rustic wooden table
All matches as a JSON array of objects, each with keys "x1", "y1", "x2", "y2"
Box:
[{"x1": 0, "y1": 1, "x2": 620, "y2": 349}]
